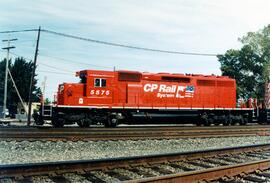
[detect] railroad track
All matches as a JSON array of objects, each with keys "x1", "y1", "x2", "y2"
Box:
[
  {"x1": 1, "y1": 143, "x2": 270, "y2": 182},
  {"x1": 0, "y1": 125, "x2": 269, "y2": 141}
]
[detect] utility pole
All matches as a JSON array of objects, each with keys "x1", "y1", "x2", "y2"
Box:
[
  {"x1": 42, "y1": 76, "x2": 47, "y2": 105},
  {"x1": 1, "y1": 38, "x2": 17, "y2": 118},
  {"x1": 27, "y1": 26, "x2": 41, "y2": 125}
]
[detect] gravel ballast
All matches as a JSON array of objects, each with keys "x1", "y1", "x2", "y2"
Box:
[{"x1": 0, "y1": 136, "x2": 269, "y2": 164}]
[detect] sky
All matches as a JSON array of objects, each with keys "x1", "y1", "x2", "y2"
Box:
[{"x1": 0, "y1": 0, "x2": 270, "y2": 100}]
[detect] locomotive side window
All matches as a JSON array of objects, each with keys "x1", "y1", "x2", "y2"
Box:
[
  {"x1": 101, "y1": 79, "x2": 106, "y2": 87},
  {"x1": 94, "y1": 78, "x2": 106, "y2": 87},
  {"x1": 94, "y1": 78, "x2": 100, "y2": 87}
]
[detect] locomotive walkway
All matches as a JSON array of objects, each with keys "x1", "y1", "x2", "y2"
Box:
[
  {"x1": 1, "y1": 143, "x2": 270, "y2": 182},
  {"x1": 0, "y1": 125, "x2": 270, "y2": 141}
]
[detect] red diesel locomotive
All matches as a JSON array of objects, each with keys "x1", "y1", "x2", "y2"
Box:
[{"x1": 35, "y1": 69, "x2": 262, "y2": 127}]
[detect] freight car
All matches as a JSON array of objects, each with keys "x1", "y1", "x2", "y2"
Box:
[{"x1": 34, "y1": 69, "x2": 269, "y2": 127}]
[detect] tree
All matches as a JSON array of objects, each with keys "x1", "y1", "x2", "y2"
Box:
[
  {"x1": 44, "y1": 98, "x2": 51, "y2": 104},
  {"x1": 239, "y1": 25, "x2": 270, "y2": 82},
  {"x1": 218, "y1": 25, "x2": 270, "y2": 100},
  {"x1": 239, "y1": 25, "x2": 270, "y2": 56},
  {"x1": 0, "y1": 57, "x2": 41, "y2": 115},
  {"x1": 218, "y1": 45, "x2": 266, "y2": 99}
]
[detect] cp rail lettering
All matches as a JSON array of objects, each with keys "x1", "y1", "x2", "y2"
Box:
[{"x1": 143, "y1": 84, "x2": 195, "y2": 98}]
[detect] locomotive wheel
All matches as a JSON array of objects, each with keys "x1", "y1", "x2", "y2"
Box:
[
  {"x1": 77, "y1": 121, "x2": 83, "y2": 127},
  {"x1": 230, "y1": 122, "x2": 236, "y2": 125},
  {"x1": 52, "y1": 118, "x2": 65, "y2": 128},
  {"x1": 223, "y1": 118, "x2": 230, "y2": 126},
  {"x1": 33, "y1": 112, "x2": 44, "y2": 125},
  {"x1": 77, "y1": 119, "x2": 91, "y2": 128},
  {"x1": 206, "y1": 116, "x2": 214, "y2": 126},
  {"x1": 202, "y1": 117, "x2": 211, "y2": 126},
  {"x1": 111, "y1": 118, "x2": 118, "y2": 127},
  {"x1": 239, "y1": 116, "x2": 247, "y2": 126},
  {"x1": 196, "y1": 120, "x2": 202, "y2": 126},
  {"x1": 215, "y1": 115, "x2": 224, "y2": 126},
  {"x1": 204, "y1": 120, "x2": 210, "y2": 126},
  {"x1": 223, "y1": 115, "x2": 231, "y2": 126},
  {"x1": 200, "y1": 113, "x2": 210, "y2": 126},
  {"x1": 51, "y1": 112, "x2": 64, "y2": 128},
  {"x1": 214, "y1": 116, "x2": 221, "y2": 126},
  {"x1": 105, "y1": 116, "x2": 118, "y2": 128},
  {"x1": 214, "y1": 122, "x2": 220, "y2": 126},
  {"x1": 244, "y1": 117, "x2": 249, "y2": 124},
  {"x1": 229, "y1": 115, "x2": 237, "y2": 126},
  {"x1": 35, "y1": 115, "x2": 44, "y2": 126}
]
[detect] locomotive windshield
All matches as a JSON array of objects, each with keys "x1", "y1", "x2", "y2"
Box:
[
  {"x1": 94, "y1": 78, "x2": 106, "y2": 87},
  {"x1": 80, "y1": 73, "x2": 87, "y2": 84}
]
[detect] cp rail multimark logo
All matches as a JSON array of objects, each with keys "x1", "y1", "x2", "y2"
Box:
[{"x1": 143, "y1": 84, "x2": 195, "y2": 98}]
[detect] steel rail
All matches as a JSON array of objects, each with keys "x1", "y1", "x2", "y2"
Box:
[
  {"x1": 126, "y1": 159, "x2": 270, "y2": 183},
  {"x1": 0, "y1": 126, "x2": 269, "y2": 141},
  {"x1": 1, "y1": 143, "x2": 270, "y2": 179}
]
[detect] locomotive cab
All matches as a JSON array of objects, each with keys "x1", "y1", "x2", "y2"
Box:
[
  {"x1": 51, "y1": 70, "x2": 116, "y2": 127},
  {"x1": 57, "y1": 70, "x2": 113, "y2": 106}
]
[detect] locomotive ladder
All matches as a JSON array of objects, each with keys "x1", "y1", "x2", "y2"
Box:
[
  {"x1": 267, "y1": 109, "x2": 270, "y2": 122},
  {"x1": 42, "y1": 104, "x2": 53, "y2": 117},
  {"x1": 252, "y1": 107, "x2": 259, "y2": 122}
]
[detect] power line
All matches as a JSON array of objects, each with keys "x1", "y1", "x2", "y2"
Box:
[
  {"x1": 0, "y1": 28, "x2": 218, "y2": 56},
  {"x1": 2, "y1": 50, "x2": 106, "y2": 71},
  {"x1": 41, "y1": 29, "x2": 218, "y2": 56},
  {"x1": 4, "y1": 51, "x2": 139, "y2": 72},
  {"x1": 7, "y1": 51, "x2": 74, "y2": 73},
  {"x1": 9, "y1": 52, "x2": 31, "y2": 60},
  {"x1": 37, "y1": 69, "x2": 73, "y2": 75},
  {"x1": 39, "y1": 53, "x2": 113, "y2": 69},
  {"x1": 4, "y1": 51, "x2": 73, "y2": 75},
  {"x1": 5, "y1": 50, "x2": 106, "y2": 71},
  {"x1": 16, "y1": 39, "x2": 35, "y2": 43},
  {"x1": 4, "y1": 51, "x2": 112, "y2": 75},
  {"x1": 38, "y1": 61, "x2": 74, "y2": 73},
  {"x1": 5, "y1": 48, "x2": 113, "y2": 70},
  {"x1": 2, "y1": 50, "x2": 123, "y2": 72},
  {"x1": 0, "y1": 29, "x2": 38, "y2": 34}
]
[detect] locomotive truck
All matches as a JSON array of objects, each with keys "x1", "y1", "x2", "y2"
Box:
[{"x1": 34, "y1": 69, "x2": 270, "y2": 127}]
